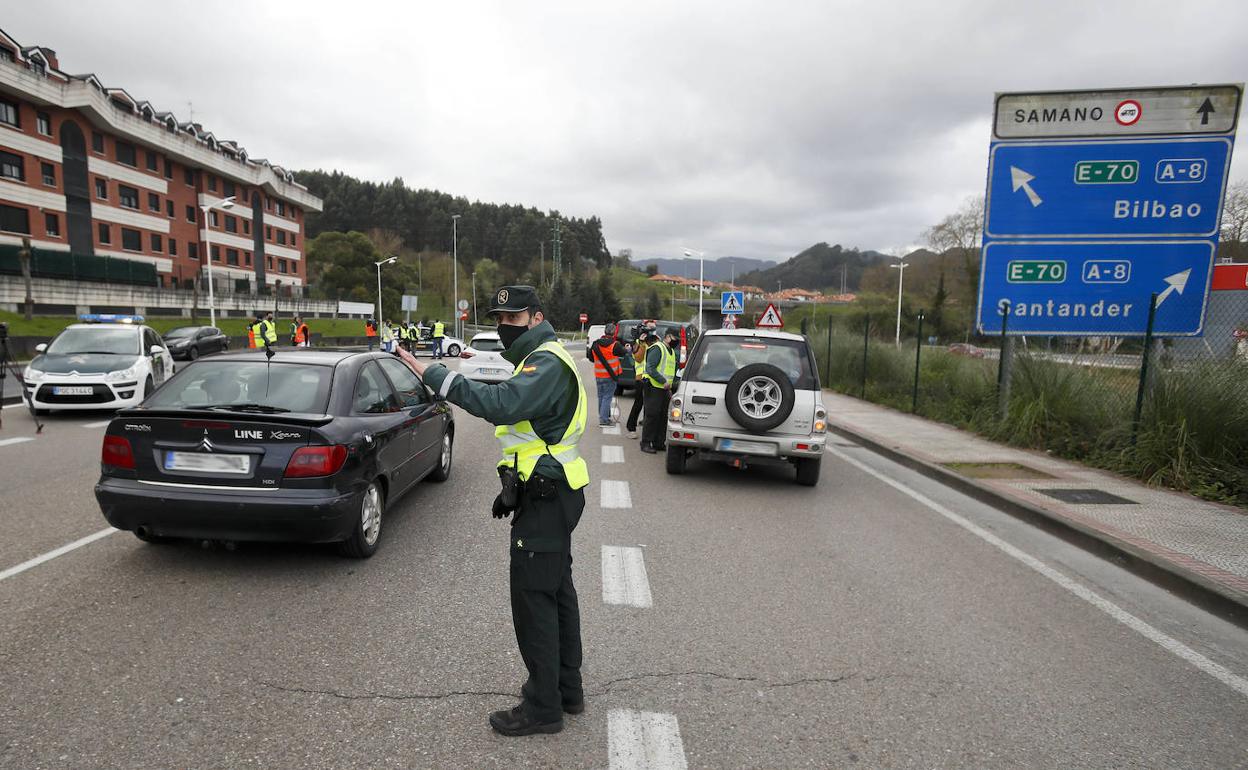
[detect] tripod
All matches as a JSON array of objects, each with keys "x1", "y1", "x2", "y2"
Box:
[{"x1": 0, "y1": 322, "x2": 43, "y2": 433}]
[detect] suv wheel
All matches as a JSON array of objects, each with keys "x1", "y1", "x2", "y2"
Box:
[
  {"x1": 665, "y1": 445, "x2": 687, "y2": 475},
  {"x1": 725, "y1": 363, "x2": 795, "y2": 433},
  {"x1": 795, "y1": 457, "x2": 821, "y2": 486}
]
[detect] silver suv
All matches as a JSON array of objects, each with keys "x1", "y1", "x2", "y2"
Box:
[{"x1": 665, "y1": 329, "x2": 827, "y2": 485}]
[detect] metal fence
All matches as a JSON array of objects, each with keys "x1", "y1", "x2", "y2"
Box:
[{"x1": 0, "y1": 244, "x2": 158, "y2": 286}]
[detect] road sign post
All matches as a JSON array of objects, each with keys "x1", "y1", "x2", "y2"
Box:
[{"x1": 978, "y1": 84, "x2": 1242, "y2": 338}]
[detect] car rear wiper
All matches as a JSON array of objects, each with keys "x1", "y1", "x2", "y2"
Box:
[{"x1": 203, "y1": 403, "x2": 291, "y2": 413}]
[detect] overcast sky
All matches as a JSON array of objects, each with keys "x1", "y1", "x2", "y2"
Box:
[{"x1": 10, "y1": 1, "x2": 1248, "y2": 263}]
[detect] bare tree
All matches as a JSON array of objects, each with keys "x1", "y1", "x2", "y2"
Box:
[
  {"x1": 19, "y1": 236, "x2": 33, "y2": 321},
  {"x1": 922, "y1": 195, "x2": 984, "y2": 337},
  {"x1": 1220, "y1": 181, "x2": 1248, "y2": 262}
]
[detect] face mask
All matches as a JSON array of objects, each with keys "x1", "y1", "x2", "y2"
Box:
[{"x1": 497, "y1": 323, "x2": 528, "y2": 350}]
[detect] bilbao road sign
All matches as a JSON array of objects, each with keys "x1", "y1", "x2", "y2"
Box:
[
  {"x1": 995, "y1": 85, "x2": 1241, "y2": 139},
  {"x1": 977, "y1": 240, "x2": 1215, "y2": 336},
  {"x1": 985, "y1": 137, "x2": 1232, "y2": 239}
]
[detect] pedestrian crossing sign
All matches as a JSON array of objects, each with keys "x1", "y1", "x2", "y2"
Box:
[
  {"x1": 756, "y1": 303, "x2": 784, "y2": 328},
  {"x1": 721, "y1": 290, "x2": 744, "y2": 314}
]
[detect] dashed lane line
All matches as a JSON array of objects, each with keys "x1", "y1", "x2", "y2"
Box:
[
  {"x1": 608, "y1": 709, "x2": 688, "y2": 769},
  {"x1": 601, "y1": 546, "x2": 654, "y2": 608},
  {"x1": 602, "y1": 424, "x2": 621, "y2": 436},
  {"x1": 600, "y1": 480, "x2": 632, "y2": 508},
  {"x1": 602, "y1": 445, "x2": 625, "y2": 464},
  {"x1": 0, "y1": 527, "x2": 118, "y2": 583},
  {"x1": 826, "y1": 445, "x2": 1248, "y2": 700},
  {"x1": 0, "y1": 437, "x2": 35, "y2": 448}
]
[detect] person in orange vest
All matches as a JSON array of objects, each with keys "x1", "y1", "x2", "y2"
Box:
[
  {"x1": 293, "y1": 315, "x2": 310, "y2": 347},
  {"x1": 365, "y1": 317, "x2": 378, "y2": 351},
  {"x1": 589, "y1": 322, "x2": 626, "y2": 426}
]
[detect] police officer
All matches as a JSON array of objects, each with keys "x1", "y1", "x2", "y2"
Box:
[
  {"x1": 432, "y1": 318, "x2": 446, "y2": 359},
  {"x1": 639, "y1": 326, "x2": 678, "y2": 454},
  {"x1": 399, "y1": 285, "x2": 587, "y2": 737}
]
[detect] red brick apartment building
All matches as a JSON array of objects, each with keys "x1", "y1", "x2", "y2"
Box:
[{"x1": 0, "y1": 28, "x2": 322, "y2": 291}]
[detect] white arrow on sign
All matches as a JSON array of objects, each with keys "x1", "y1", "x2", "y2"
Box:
[
  {"x1": 1010, "y1": 166, "x2": 1043, "y2": 207},
  {"x1": 1155, "y1": 268, "x2": 1191, "y2": 308}
]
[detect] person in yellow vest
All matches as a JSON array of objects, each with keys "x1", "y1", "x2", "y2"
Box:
[
  {"x1": 639, "y1": 325, "x2": 678, "y2": 453},
  {"x1": 399, "y1": 285, "x2": 588, "y2": 737},
  {"x1": 248, "y1": 310, "x2": 278, "y2": 358},
  {"x1": 432, "y1": 319, "x2": 446, "y2": 359},
  {"x1": 380, "y1": 321, "x2": 396, "y2": 353}
]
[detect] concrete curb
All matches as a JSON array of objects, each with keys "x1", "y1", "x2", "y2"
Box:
[{"x1": 828, "y1": 421, "x2": 1248, "y2": 629}]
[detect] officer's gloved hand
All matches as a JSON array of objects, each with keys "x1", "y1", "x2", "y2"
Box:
[{"x1": 492, "y1": 494, "x2": 514, "y2": 519}]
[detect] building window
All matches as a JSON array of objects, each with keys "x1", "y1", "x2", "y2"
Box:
[
  {"x1": 41, "y1": 162, "x2": 55, "y2": 187},
  {"x1": 164, "y1": 157, "x2": 173, "y2": 179},
  {"x1": 45, "y1": 212, "x2": 60, "y2": 237},
  {"x1": 265, "y1": 226, "x2": 272, "y2": 239},
  {"x1": 267, "y1": 256, "x2": 274, "y2": 269},
  {"x1": 151, "y1": 233, "x2": 163, "y2": 252},
  {"x1": 95, "y1": 178, "x2": 107, "y2": 199},
  {"x1": 290, "y1": 234, "x2": 296, "y2": 247},
  {"x1": 36, "y1": 112, "x2": 52, "y2": 136},
  {"x1": 148, "y1": 192, "x2": 160, "y2": 212},
  {"x1": 0, "y1": 98, "x2": 18, "y2": 128},
  {"x1": 0, "y1": 204, "x2": 30, "y2": 234},
  {"x1": 226, "y1": 248, "x2": 239, "y2": 266},
  {"x1": 278, "y1": 259, "x2": 289, "y2": 274},
  {"x1": 209, "y1": 210, "x2": 218, "y2": 227},
  {"x1": 211, "y1": 245, "x2": 220, "y2": 262},
  {"x1": 184, "y1": 167, "x2": 194, "y2": 186},
  {"x1": 224, "y1": 215, "x2": 237, "y2": 233},
  {"x1": 121, "y1": 228, "x2": 142, "y2": 251},
  {"x1": 266, "y1": 197, "x2": 272, "y2": 211},
  {"x1": 188, "y1": 242, "x2": 198, "y2": 260},
  {"x1": 98, "y1": 223, "x2": 111, "y2": 244},
  {"x1": 276, "y1": 230, "x2": 287, "y2": 245},
  {"x1": 118, "y1": 185, "x2": 139, "y2": 210},
  {"x1": 241, "y1": 189, "x2": 249, "y2": 203},
  {"x1": 0, "y1": 151, "x2": 24, "y2": 181},
  {"x1": 223, "y1": 181, "x2": 235, "y2": 198},
  {"x1": 207, "y1": 174, "x2": 217, "y2": 192},
  {"x1": 29, "y1": 59, "x2": 46, "y2": 77},
  {"x1": 115, "y1": 141, "x2": 137, "y2": 167},
  {"x1": 276, "y1": 200, "x2": 286, "y2": 217},
  {"x1": 92, "y1": 131, "x2": 104, "y2": 153},
  {"x1": 244, "y1": 251, "x2": 251, "y2": 266},
  {"x1": 243, "y1": 219, "x2": 250, "y2": 235},
  {"x1": 0, "y1": 48, "x2": 14, "y2": 63},
  {"x1": 166, "y1": 199, "x2": 174, "y2": 217},
  {"x1": 145, "y1": 151, "x2": 158, "y2": 172},
  {"x1": 169, "y1": 238, "x2": 177, "y2": 256},
  {"x1": 186, "y1": 205, "x2": 196, "y2": 223}
]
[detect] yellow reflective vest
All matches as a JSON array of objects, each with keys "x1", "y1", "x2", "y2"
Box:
[{"x1": 494, "y1": 340, "x2": 589, "y2": 490}]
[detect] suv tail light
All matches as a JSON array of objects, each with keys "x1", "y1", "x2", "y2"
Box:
[
  {"x1": 284, "y1": 445, "x2": 348, "y2": 478},
  {"x1": 102, "y1": 435, "x2": 135, "y2": 469},
  {"x1": 814, "y1": 406, "x2": 827, "y2": 433}
]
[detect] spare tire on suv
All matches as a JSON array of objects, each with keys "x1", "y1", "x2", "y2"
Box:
[{"x1": 724, "y1": 363, "x2": 795, "y2": 433}]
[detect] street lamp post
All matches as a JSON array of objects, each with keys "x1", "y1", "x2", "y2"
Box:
[
  {"x1": 451, "y1": 214, "x2": 461, "y2": 339},
  {"x1": 890, "y1": 259, "x2": 910, "y2": 346},
  {"x1": 199, "y1": 195, "x2": 235, "y2": 328},
  {"x1": 471, "y1": 271, "x2": 478, "y2": 327},
  {"x1": 683, "y1": 248, "x2": 705, "y2": 329},
  {"x1": 375, "y1": 255, "x2": 398, "y2": 330}
]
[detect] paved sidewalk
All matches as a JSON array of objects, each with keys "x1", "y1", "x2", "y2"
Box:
[{"x1": 824, "y1": 392, "x2": 1248, "y2": 610}]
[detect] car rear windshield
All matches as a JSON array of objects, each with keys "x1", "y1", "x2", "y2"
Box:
[
  {"x1": 684, "y1": 336, "x2": 818, "y2": 390},
  {"x1": 471, "y1": 336, "x2": 505, "y2": 352},
  {"x1": 144, "y1": 361, "x2": 334, "y2": 413},
  {"x1": 163, "y1": 327, "x2": 197, "y2": 339},
  {"x1": 46, "y1": 327, "x2": 140, "y2": 356}
]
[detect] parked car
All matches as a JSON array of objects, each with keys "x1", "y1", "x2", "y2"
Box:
[
  {"x1": 948, "y1": 343, "x2": 987, "y2": 358},
  {"x1": 23, "y1": 315, "x2": 174, "y2": 413},
  {"x1": 162, "y1": 325, "x2": 229, "y2": 360},
  {"x1": 414, "y1": 334, "x2": 464, "y2": 358},
  {"x1": 460, "y1": 331, "x2": 511, "y2": 382},
  {"x1": 94, "y1": 349, "x2": 454, "y2": 558},
  {"x1": 664, "y1": 329, "x2": 826, "y2": 485}
]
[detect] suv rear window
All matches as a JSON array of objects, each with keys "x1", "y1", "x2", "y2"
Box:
[
  {"x1": 145, "y1": 361, "x2": 333, "y2": 413},
  {"x1": 684, "y1": 336, "x2": 818, "y2": 390}
]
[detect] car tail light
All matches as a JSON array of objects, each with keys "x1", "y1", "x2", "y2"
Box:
[
  {"x1": 796, "y1": 443, "x2": 811, "y2": 451},
  {"x1": 669, "y1": 395, "x2": 682, "y2": 421},
  {"x1": 460, "y1": 350, "x2": 474, "y2": 359},
  {"x1": 682, "y1": 432, "x2": 695, "y2": 440},
  {"x1": 814, "y1": 406, "x2": 827, "y2": 434},
  {"x1": 284, "y1": 445, "x2": 348, "y2": 478},
  {"x1": 102, "y1": 435, "x2": 135, "y2": 469}
]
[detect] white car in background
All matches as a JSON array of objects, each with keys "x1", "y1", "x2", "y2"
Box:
[
  {"x1": 459, "y1": 331, "x2": 511, "y2": 382},
  {"x1": 584, "y1": 324, "x2": 606, "y2": 359}
]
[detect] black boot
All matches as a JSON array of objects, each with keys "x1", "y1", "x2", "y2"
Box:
[{"x1": 489, "y1": 705, "x2": 563, "y2": 737}]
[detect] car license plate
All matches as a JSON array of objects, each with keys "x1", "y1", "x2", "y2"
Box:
[
  {"x1": 52, "y1": 386, "x2": 94, "y2": 396},
  {"x1": 483, "y1": 367, "x2": 506, "y2": 375},
  {"x1": 164, "y1": 451, "x2": 251, "y2": 474},
  {"x1": 717, "y1": 438, "x2": 777, "y2": 456}
]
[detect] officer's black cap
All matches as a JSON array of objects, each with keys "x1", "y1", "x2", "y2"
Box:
[{"x1": 489, "y1": 285, "x2": 541, "y2": 315}]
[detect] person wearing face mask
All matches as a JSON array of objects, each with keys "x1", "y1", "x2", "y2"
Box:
[{"x1": 398, "y1": 285, "x2": 589, "y2": 738}]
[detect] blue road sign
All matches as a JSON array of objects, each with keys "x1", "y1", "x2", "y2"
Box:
[
  {"x1": 721, "y1": 290, "x2": 744, "y2": 314},
  {"x1": 977, "y1": 240, "x2": 1215, "y2": 336},
  {"x1": 985, "y1": 137, "x2": 1232, "y2": 239}
]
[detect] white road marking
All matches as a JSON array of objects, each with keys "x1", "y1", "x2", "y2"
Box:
[
  {"x1": 608, "y1": 709, "x2": 687, "y2": 769},
  {"x1": 601, "y1": 546, "x2": 654, "y2": 608},
  {"x1": 826, "y1": 445, "x2": 1248, "y2": 700},
  {"x1": 602, "y1": 445, "x2": 625, "y2": 464},
  {"x1": 601, "y1": 479, "x2": 632, "y2": 508},
  {"x1": 0, "y1": 527, "x2": 118, "y2": 583},
  {"x1": 602, "y1": 424, "x2": 621, "y2": 436},
  {"x1": 82, "y1": 420, "x2": 111, "y2": 428},
  {"x1": 2, "y1": 402, "x2": 25, "y2": 409},
  {"x1": 0, "y1": 437, "x2": 35, "y2": 448}
]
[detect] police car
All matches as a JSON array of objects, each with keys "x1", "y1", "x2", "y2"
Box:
[{"x1": 23, "y1": 315, "x2": 174, "y2": 413}]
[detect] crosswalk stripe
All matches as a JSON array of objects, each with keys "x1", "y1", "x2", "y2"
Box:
[
  {"x1": 0, "y1": 437, "x2": 35, "y2": 448},
  {"x1": 608, "y1": 709, "x2": 687, "y2": 769},
  {"x1": 600, "y1": 479, "x2": 632, "y2": 508},
  {"x1": 601, "y1": 546, "x2": 653, "y2": 608},
  {"x1": 602, "y1": 445, "x2": 625, "y2": 464}
]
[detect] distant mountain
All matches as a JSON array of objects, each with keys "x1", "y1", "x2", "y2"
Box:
[
  {"x1": 736, "y1": 243, "x2": 891, "y2": 293},
  {"x1": 636, "y1": 256, "x2": 776, "y2": 283}
]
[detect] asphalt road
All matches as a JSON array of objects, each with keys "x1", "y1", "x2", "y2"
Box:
[{"x1": 1, "y1": 355, "x2": 1246, "y2": 769}]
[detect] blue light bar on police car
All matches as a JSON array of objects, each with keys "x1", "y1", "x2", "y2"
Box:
[{"x1": 78, "y1": 314, "x2": 145, "y2": 324}]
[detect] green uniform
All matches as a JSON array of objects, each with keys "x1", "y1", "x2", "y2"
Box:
[
  {"x1": 641, "y1": 339, "x2": 677, "y2": 451},
  {"x1": 421, "y1": 320, "x2": 587, "y2": 724}
]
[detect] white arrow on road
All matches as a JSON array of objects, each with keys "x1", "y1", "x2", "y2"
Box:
[
  {"x1": 1010, "y1": 166, "x2": 1043, "y2": 207},
  {"x1": 1155, "y1": 268, "x2": 1191, "y2": 308}
]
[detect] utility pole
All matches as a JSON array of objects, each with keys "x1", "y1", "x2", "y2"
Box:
[
  {"x1": 540, "y1": 242, "x2": 545, "y2": 287},
  {"x1": 551, "y1": 219, "x2": 562, "y2": 284}
]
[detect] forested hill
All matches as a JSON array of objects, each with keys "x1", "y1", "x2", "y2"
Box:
[
  {"x1": 295, "y1": 170, "x2": 611, "y2": 272},
  {"x1": 736, "y1": 242, "x2": 889, "y2": 292}
]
